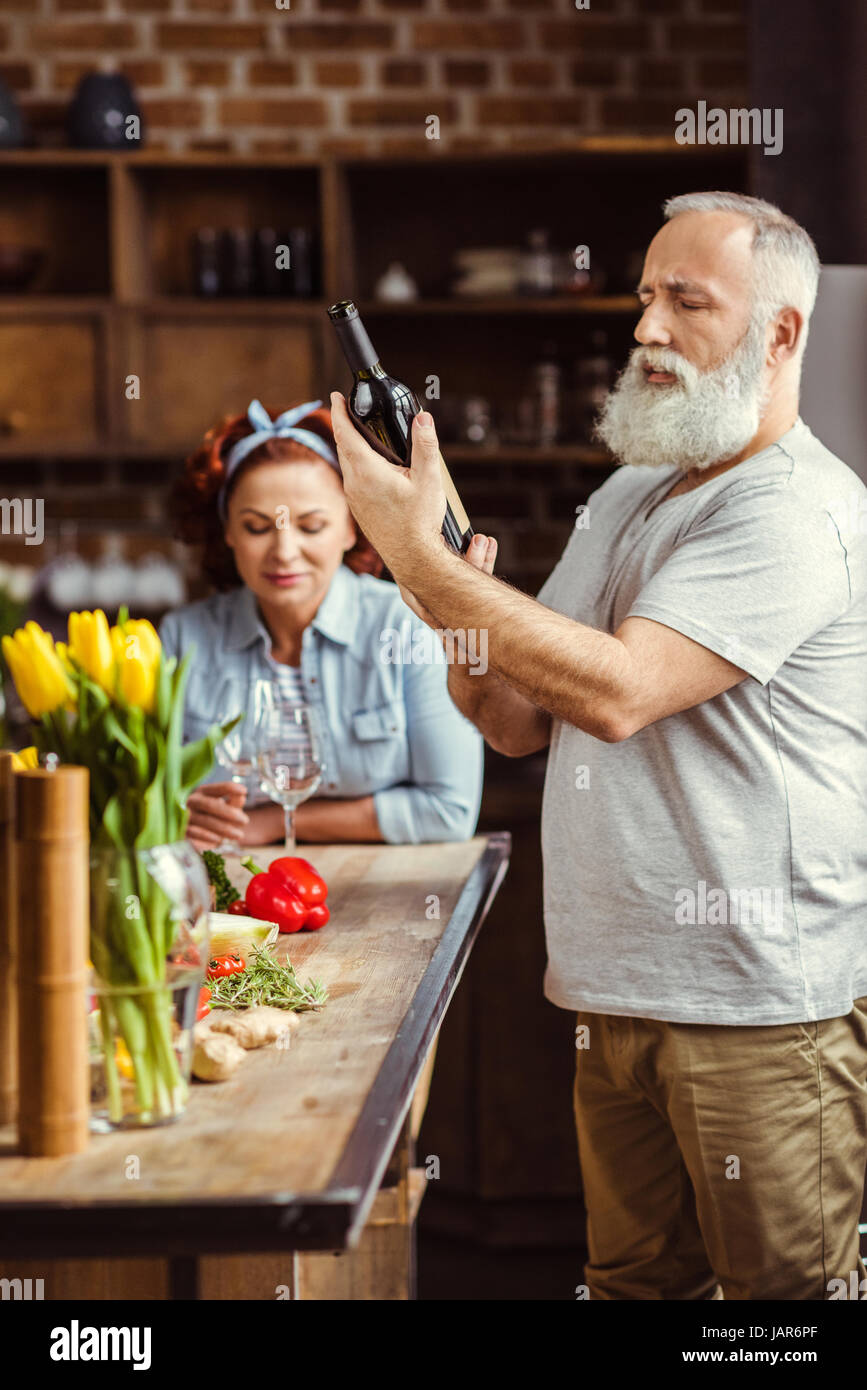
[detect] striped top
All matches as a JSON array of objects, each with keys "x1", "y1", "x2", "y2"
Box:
[{"x1": 270, "y1": 662, "x2": 314, "y2": 760}]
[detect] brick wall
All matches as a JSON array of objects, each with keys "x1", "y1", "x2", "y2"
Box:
[{"x1": 5, "y1": 0, "x2": 747, "y2": 156}]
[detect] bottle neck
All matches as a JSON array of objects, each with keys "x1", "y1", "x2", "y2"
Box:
[{"x1": 332, "y1": 313, "x2": 382, "y2": 375}]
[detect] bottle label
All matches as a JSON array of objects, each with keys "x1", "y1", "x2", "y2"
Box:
[{"x1": 438, "y1": 453, "x2": 471, "y2": 534}]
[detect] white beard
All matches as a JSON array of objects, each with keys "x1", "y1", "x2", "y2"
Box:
[{"x1": 593, "y1": 318, "x2": 770, "y2": 471}]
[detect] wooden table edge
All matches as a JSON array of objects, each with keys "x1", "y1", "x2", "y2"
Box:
[{"x1": 0, "y1": 831, "x2": 512, "y2": 1260}]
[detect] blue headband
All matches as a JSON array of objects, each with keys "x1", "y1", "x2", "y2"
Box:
[{"x1": 217, "y1": 399, "x2": 340, "y2": 520}]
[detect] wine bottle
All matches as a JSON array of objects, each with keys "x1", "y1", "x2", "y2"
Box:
[{"x1": 327, "y1": 299, "x2": 474, "y2": 555}]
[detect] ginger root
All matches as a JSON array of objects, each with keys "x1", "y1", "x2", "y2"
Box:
[
  {"x1": 192, "y1": 1028, "x2": 246, "y2": 1082},
  {"x1": 209, "y1": 1005, "x2": 299, "y2": 1050}
]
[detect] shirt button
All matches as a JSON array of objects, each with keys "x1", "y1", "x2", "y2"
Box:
[{"x1": 328, "y1": 781, "x2": 336, "y2": 789}]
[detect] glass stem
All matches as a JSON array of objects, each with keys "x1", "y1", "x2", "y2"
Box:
[{"x1": 283, "y1": 803, "x2": 296, "y2": 853}]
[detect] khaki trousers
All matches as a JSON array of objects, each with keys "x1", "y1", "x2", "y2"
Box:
[{"x1": 572, "y1": 999, "x2": 867, "y2": 1300}]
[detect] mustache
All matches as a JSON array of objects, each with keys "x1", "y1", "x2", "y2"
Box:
[{"x1": 629, "y1": 345, "x2": 697, "y2": 386}]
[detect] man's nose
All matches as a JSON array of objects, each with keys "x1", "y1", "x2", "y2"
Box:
[{"x1": 634, "y1": 302, "x2": 674, "y2": 348}]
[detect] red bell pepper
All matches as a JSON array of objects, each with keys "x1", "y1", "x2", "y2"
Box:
[
  {"x1": 241, "y1": 856, "x2": 307, "y2": 934},
  {"x1": 269, "y1": 856, "x2": 328, "y2": 908},
  {"x1": 303, "y1": 902, "x2": 330, "y2": 931}
]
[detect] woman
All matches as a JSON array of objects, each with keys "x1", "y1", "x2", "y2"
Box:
[{"x1": 159, "y1": 398, "x2": 483, "y2": 851}]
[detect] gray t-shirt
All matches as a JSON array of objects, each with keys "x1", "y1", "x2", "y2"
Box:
[{"x1": 537, "y1": 418, "x2": 867, "y2": 1025}]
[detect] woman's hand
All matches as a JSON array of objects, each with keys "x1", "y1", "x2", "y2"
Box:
[
  {"x1": 398, "y1": 533, "x2": 498, "y2": 625},
  {"x1": 185, "y1": 781, "x2": 249, "y2": 852}
]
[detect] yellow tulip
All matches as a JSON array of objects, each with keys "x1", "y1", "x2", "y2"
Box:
[
  {"x1": 122, "y1": 619, "x2": 161, "y2": 671},
  {"x1": 1, "y1": 623, "x2": 75, "y2": 718},
  {"x1": 11, "y1": 745, "x2": 39, "y2": 771},
  {"x1": 68, "y1": 610, "x2": 114, "y2": 690},
  {"x1": 110, "y1": 619, "x2": 160, "y2": 715}
]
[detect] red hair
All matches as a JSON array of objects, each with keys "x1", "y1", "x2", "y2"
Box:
[{"x1": 171, "y1": 402, "x2": 384, "y2": 590}]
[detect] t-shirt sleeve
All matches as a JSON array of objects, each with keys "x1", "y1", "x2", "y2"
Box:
[
  {"x1": 626, "y1": 484, "x2": 854, "y2": 685},
  {"x1": 537, "y1": 526, "x2": 580, "y2": 610}
]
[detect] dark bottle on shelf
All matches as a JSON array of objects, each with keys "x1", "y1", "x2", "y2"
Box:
[
  {"x1": 220, "y1": 229, "x2": 255, "y2": 296},
  {"x1": 288, "y1": 228, "x2": 315, "y2": 298},
  {"x1": 327, "y1": 300, "x2": 473, "y2": 556},
  {"x1": 193, "y1": 228, "x2": 220, "y2": 296},
  {"x1": 573, "y1": 329, "x2": 615, "y2": 442},
  {"x1": 255, "y1": 228, "x2": 285, "y2": 295}
]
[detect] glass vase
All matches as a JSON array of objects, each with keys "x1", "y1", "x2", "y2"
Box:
[{"x1": 88, "y1": 841, "x2": 210, "y2": 1132}]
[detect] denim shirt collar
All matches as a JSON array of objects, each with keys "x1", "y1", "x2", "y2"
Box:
[{"x1": 225, "y1": 563, "x2": 360, "y2": 653}]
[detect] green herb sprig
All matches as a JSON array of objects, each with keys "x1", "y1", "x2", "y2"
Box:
[
  {"x1": 202, "y1": 850, "x2": 241, "y2": 912},
  {"x1": 208, "y1": 946, "x2": 327, "y2": 1012}
]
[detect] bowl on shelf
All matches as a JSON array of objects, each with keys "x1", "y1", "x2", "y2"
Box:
[{"x1": 0, "y1": 245, "x2": 45, "y2": 292}]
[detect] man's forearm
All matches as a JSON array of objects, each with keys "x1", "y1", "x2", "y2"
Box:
[
  {"x1": 393, "y1": 541, "x2": 632, "y2": 742},
  {"x1": 446, "y1": 658, "x2": 550, "y2": 755}
]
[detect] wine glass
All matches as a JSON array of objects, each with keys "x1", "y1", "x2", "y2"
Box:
[
  {"x1": 255, "y1": 697, "x2": 323, "y2": 853},
  {"x1": 211, "y1": 676, "x2": 252, "y2": 855}
]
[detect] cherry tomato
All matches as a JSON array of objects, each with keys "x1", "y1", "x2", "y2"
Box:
[
  {"x1": 196, "y1": 985, "x2": 212, "y2": 1020},
  {"x1": 227, "y1": 898, "x2": 249, "y2": 916},
  {"x1": 206, "y1": 953, "x2": 245, "y2": 980}
]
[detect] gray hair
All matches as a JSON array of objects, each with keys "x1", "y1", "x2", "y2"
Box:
[{"x1": 662, "y1": 191, "x2": 820, "y2": 359}]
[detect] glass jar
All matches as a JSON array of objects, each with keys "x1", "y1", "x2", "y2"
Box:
[{"x1": 88, "y1": 841, "x2": 210, "y2": 1131}]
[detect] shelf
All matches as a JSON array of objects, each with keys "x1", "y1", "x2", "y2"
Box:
[
  {"x1": 0, "y1": 441, "x2": 611, "y2": 467},
  {"x1": 0, "y1": 150, "x2": 321, "y2": 170},
  {"x1": 131, "y1": 297, "x2": 328, "y2": 318},
  {"x1": 0, "y1": 140, "x2": 748, "y2": 170},
  {"x1": 0, "y1": 294, "x2": 634, "y2": 317},
  {"x1": 445, "y1": 444, "x2": 611, "y2": 466},
  {"x1": 358, "y1": 296, "x2": 638, "y2": 316},
  {"x1": 0, "y1": 296, "x2": 111, "y2": 315}
]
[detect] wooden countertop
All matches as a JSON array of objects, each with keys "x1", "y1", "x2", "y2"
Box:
[{"x1": 0, "y1": 833, "x2": 510, "y2": 1259}]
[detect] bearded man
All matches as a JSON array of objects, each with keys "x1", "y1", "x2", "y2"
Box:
[{"x1": 330, "y1": 191, "x2": 867, "y2": 1301}]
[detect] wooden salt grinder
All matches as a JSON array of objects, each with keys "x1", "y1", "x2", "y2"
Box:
[
  {"x1": 0, "y1": 751, "x2": 16, "y2": 1126},
  {"x1": 16, "y1": 765, "x2": 90, "y2": 1156}
]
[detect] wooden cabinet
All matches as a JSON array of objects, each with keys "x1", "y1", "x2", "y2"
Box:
[
  {"x1": 123, "y1": 306, "x2": 322, "y2": 449},
  {"x1": 0, "y1": 307, "x2": 105, "y2": 446},
  {"x1": 0, "y1": 144, "x2": 749, "y2": 523}
]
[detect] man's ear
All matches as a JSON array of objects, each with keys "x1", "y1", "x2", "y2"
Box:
[{"x1": 770, "y1": 306, "x2": 803, "y2": 364}]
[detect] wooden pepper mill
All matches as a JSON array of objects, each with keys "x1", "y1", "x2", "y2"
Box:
[
  {"x1": 16, "y1": 765, "x2": 90, "y2": 1156},
  {"x1": 0, "y1": 751, "x2": 16, "y2": 1127}
]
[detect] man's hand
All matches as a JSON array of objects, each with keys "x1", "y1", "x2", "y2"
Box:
[
  {"x1": 185, "y1": 781, "x2": 249, "y2": 852},
  {"x1": 329, "y1": 390, "x2": 447, "y2": 580},
  {"x1": 399, "y1": 532, "x2": 498, "y2": 626}
]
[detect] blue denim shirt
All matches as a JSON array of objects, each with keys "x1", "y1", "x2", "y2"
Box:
[{"x1": 158, "y1": 564, "x2": 484, "y2": 843}]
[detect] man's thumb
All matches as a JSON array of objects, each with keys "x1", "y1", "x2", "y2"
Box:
[{"x1": 411, "y1": 411, "x2": 441, "y2": 480}]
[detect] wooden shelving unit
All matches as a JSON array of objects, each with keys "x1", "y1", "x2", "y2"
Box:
[{"x1": 0, "y1": 143, "x2": 749, "y2": 475}]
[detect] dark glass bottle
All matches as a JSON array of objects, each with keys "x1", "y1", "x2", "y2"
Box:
[{"x1": 327, "y1": 300, "x2": 473, "y2": 555}]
